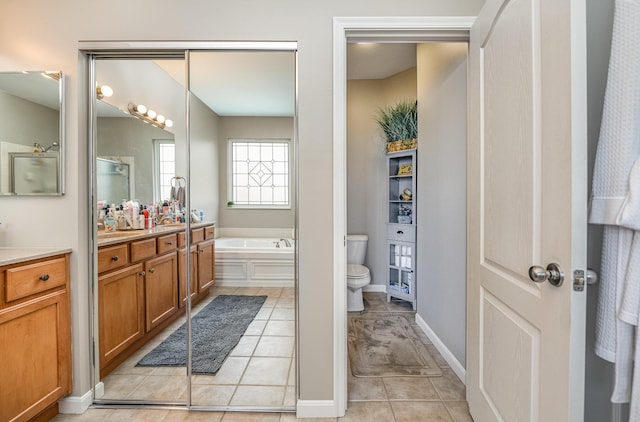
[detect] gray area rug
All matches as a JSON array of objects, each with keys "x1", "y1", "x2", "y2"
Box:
[
  {"x1": 136, "y1": 295, "x2": 266, "y2": 375},
  {"x1": 348, "y1": 313, "x2": 442, "y2": 377}
]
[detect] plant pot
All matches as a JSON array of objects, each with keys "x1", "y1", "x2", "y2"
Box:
[{"x1": 386, "y1": 138, "x2": 417, "y2": 153}]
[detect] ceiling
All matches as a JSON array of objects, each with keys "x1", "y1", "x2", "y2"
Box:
[
  {"x1": 1, "y1": 45, "x2": 417, "y2": 121},
  {"x1": 347, "y1": 43, "x2": 416, "y2": 80}
]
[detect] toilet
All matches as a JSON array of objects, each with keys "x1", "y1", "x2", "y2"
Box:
[{"x1": 346, "y1": 234, "x2": 371, "y2": 312}]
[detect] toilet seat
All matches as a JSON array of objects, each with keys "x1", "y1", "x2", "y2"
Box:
[{"x1": 347, "y1": 264, "x2": 369, "y2": 279}]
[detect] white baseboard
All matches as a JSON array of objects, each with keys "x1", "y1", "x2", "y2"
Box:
[
  {"x1": 95, "y1": 382, "x2": 104, "y2": 399},
  {"x1": 296, "y1": 399, "x2": 340, "y2": 418},
  {"x1": 215, "y1": 280, "x2": 295, "y2": 288},
  {"x1": 415, "y1": 313, "x2": 466, "y2": 384},
  {"x1": 363, "y1": 284, "x2": 386, "y2": 293},
  {"x1": 58, "y1": 387, "x2": 95, "y2": 414}
]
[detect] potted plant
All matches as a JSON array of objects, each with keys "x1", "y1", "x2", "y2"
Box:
[{"x1": 374, "y1": 100, "x2": 418, "y2": 153}]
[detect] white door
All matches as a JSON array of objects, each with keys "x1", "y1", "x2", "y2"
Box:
[{"x1": 466, "y1": 0, "x2": 587, "y2": 420}]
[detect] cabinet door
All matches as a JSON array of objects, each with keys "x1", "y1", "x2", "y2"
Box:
[
  {"x1": 197, "y1": 239, "x2": 215, "y2": 292},
  {"x1": 98, "y1": 264, "x2": 144, "y2": 368},
  {"x1": 0, "y1": 291, "x2": 71, "y2": 422},
  {"x1": 145, "y1": 252, "x2": 178, "y2": 331},
  {"x1": 178, "y1": 246, "x2": 198, "y2": 308}
]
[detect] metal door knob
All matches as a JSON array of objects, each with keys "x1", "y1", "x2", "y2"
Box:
[{"x1": 528, "y1": 263, "x2": 564, "y2": 287}]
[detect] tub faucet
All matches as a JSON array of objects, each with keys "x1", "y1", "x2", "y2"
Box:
[{"x1": 280, "y1": 238, "x2": 291, "y2": 247}]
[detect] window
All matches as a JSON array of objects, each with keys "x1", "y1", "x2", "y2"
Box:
[
  {"x1": 229, "y1": 139, "x2": 290, "y2": 207},
  {"x1": 153, "y1": 140, "x2": 175, "y2": 202}
]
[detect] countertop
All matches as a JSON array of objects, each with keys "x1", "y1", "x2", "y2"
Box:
[
  {"x1": 0, "y1": 247, "x2": 72, "y2": 267},
  {"x1": 97, "y1": 221, "x2": 215, "y2": 247}
]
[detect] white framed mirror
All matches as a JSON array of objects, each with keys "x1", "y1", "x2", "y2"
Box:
[{"x1": 0, "y1": 70, "x2": 64, "y2": 195}]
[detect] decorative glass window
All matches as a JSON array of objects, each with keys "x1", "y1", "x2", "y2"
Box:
[
  {"x1": 153, "y1": 140, "x2": 175, "y2": 202},
  {"x1": 229, "y1": 139, "x2": 290, "y2": 207}
]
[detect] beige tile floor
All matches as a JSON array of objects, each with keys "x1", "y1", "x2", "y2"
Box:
[
  {"x1": 53, "y1": 292, "x2": 472, "y2": 421},
  {"x1": 98, "y1": 286, "x2": 296, "y2": 407}
]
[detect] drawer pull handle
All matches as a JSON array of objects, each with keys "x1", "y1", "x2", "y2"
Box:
[
  {"x1": 167, "y1": 241, "x2": 173, "y2": 245},
  {"x1": 111, "y1": 256, "x2": 119, "y2": 262},
  {"x1": 39, "y1": 274, "x2": 50, "y2": 281},
  {"x1": 149, "y1": 268, "x2": 155, "y2": 273},
  {"x1": 397, "y1": 230, "x2": 404, "y2": 234},
  {"x1": 139, "y1": 271, "x2": 146, "y2": 276}
]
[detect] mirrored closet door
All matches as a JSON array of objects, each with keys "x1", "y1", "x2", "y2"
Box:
[{"x1": 90, "y1": 45, "x2": 297, "y2": 411}]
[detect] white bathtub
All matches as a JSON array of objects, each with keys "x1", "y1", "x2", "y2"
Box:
[{"x1": 215, "y1": 237, "x2": 295, "y2": 287}]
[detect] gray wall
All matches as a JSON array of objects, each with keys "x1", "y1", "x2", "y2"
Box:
[
  {"x1": 0, "y1": 0, "x2": 485, "y2": 404},
  {"x1": 347, "y1": 68, "x2": 417, "y2": 286},
  {"x1": 217, "y1": 116, "x2": 295, "y2": 229},
  {"x1": 416, "y1": 43, "x2": 468, "y2": 366},
  {"x1": 585, "y1": 0, "x2": 616, "y2": 420},
  {"x1": 97, "y1": 116, "x2": 171, "y2": 205},
  {"x1": 190, "y1": 94, "x2": 220, "y2": 224},
  {"x1": 0, "y1": 91, "x2": 59, "y2": 147}
]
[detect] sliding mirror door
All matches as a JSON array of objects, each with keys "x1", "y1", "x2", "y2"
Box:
[
  {"x1": 186, "y1": 50, "x2": 297, "y2": 409},
  {"x1": 90, "y1": 45, "x2": 297, "y2": 411},
  {"x1": 93, "y1": 55, "x2": 189, "y2": 404}
]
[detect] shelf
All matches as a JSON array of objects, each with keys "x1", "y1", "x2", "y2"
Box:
[{"x1": 386, "y1": 148, "x2": 416, "y2": 310}]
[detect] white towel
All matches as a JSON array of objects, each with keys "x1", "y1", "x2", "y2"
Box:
[{"x1": 589, "y1": 0, "x2": 640, "y2": 412}]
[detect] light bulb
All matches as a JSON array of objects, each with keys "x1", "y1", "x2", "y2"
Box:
[
  {"x1": 146, "y1": 109, "x2": 157, "y2": 119},
  {"x1": 156, "y1": 114, "x2": 165, "y2": 123},
  {"x1": 135, "y1": 104, "x2": 147, "y2": 114},
  {"x1": 165, "y1": 119, "x2": 174, "y2": 128},
  {"x1": 97, "y1": 85, "x2": 113, "y2": 98}
]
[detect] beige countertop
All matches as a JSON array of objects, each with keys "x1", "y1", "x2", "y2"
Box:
[
  {"x1": 97, "y1": 221, "x2": 215, "y2": 247},
  {"x1": 0, "y1": 247, "x2": 72, "y2": 266}
]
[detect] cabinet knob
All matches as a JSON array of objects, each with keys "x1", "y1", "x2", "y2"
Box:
[
  {"x1": 139, "y1": 271, "x2": 146, "y2": 276},
  {"x1": 167, "y1": 241, "x2": 173, "y2": 245},
  {"x1": 111, "y1": 256, "x2": 119, "y2": 261},
  {"x1": 149, "y1": 268, "x2": 155, "y2": 273},
  {"x1": 39, "y1": 274, "x2": 50, "y2": 281}
]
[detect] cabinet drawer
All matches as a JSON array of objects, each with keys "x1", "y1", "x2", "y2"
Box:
[
  {"x1": 5, "y1": 257, "x2": 67, "y2": 302},
  {"x1": 191, "y1": 228, "x2": 205, "y2": 243},
  {"x1": 157, "y1": 233, "x2": 178, "y2": 254},
  {"x1": 205, "y1": 225, "x2": 215, "y2": 240},
  {"x1": 387, "y1": 224, "x2": 416, "y2": 242},
  {"x1": 98, "y1": 244, "x2": 129, "y2": 273},
  {"x1": 131, "y1": 238, "x2": 156, "y2": 262}
]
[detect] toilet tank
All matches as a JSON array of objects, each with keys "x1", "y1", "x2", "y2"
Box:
[{"x1": 346, "y1": 234, "x2": 368, "y2": 264}]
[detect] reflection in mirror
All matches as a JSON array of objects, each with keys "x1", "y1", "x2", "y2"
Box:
[{"x1": 0, "y1": 71, "x2": 64, "y2": 195}]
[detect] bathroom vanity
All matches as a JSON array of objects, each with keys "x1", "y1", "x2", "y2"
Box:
[
  {"x1": 0, "y1": 248, "x2": 72, "y2": 422},
  {"x1": 97, "y1": 222, "x2": 215, "y2": 377}
]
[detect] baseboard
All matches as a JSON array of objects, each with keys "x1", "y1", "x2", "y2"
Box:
[
  {"x1": 216, "y1": 280, "x2": 295, "y2": 288},
  {"x1": 95, "y1": 382, "x2": 105, "y2": 399},
  {"x1": 415, "y1": 313, "x2": 466, "y2": 384},
  {"x1": 296, "y1": 399, "x2": 339, "y2": 418},
  {"x1": 363, "y1": 284, "x2": 386, "y2": 293},
  {"x1": 58, "y1": 387, "x2": 95, "y2": 414}
]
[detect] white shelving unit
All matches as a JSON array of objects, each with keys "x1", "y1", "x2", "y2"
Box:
[{"x1": 386, "y1": 149, "x2": 417, "y2": 310}]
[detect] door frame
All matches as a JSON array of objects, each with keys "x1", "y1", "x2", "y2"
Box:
[{"x1": 332, "y1": 16, "x2": 474, "y2": 416}]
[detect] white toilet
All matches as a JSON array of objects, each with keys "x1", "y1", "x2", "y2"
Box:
[{"x1": 346, "y1": 234, "x2": 371, "y2": 312}]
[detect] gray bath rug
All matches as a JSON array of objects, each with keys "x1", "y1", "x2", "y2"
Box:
[
  {"x1": 348, "y1": 313, "x2": 442, "y2": 377},
  {"x1": 136, "y1": 294, "x2": 266, "y2": 375}
]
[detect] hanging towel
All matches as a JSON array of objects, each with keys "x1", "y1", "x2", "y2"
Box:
[{"x1": 590, "y1": 0, "x2": 640, "y2": 413}]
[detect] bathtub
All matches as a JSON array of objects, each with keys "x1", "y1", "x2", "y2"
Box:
[{"x1": 215, "y1": 237, "x2": 295, "y2": 287}]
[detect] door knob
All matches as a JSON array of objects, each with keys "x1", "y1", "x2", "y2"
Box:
[{"x1": 528, "y1": 263, "x2": 564, "y2": 287}]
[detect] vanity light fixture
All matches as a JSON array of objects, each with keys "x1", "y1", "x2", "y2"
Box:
[
  {"x1": 96, "y1": 85, "x2": 113, "y2": 99},
  {"x1": 127, "y1": 103, "x2": 171, "y2": 130}
]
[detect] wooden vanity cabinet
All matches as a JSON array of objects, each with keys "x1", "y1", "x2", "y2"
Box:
[
  {"x1": 97, "y1": 224, "x2": 215, "y2": 377},
  {"x1": 197, "y1": 239, "x2": 215, "y2": 292},
  {"x1": 98, "y1": 264, "x2": 145, "y2": 368},
  {"x1": 144, "y1": 252, "x2": 178, "y2": 331},
  {"x1": 179, "y1": 245, "x2": 198, "y2": 308},
  {"x1": 0, "y1": 253, "x2": 71, "y2": 422}
]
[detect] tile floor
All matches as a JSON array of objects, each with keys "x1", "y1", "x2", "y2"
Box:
[
  {"x1": 52, "y1": 292, "x2": 472, "y2": 421},
  {"x1": 98, "y1": 286, "x2": 296, "y2": 407}
]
